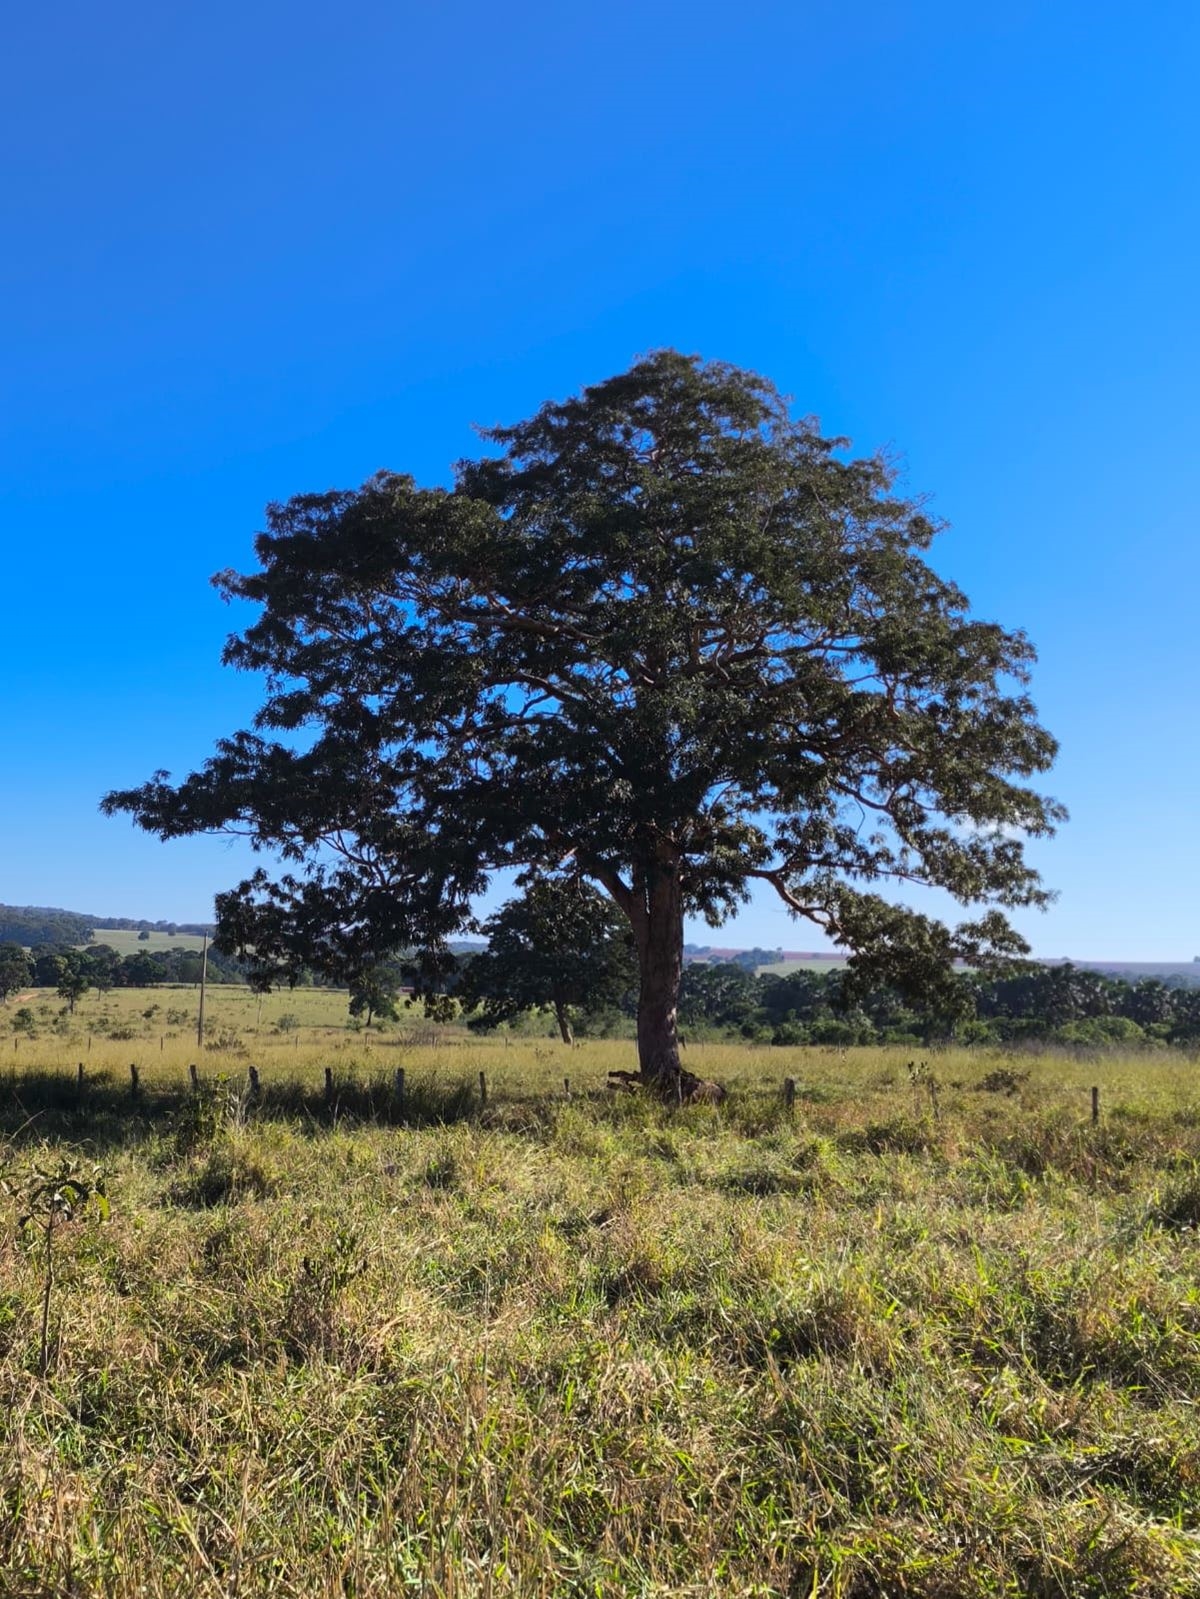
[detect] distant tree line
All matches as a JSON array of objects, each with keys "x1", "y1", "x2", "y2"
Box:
[
  {"x1": 358, "y1": 882, "x2": 1200, "y2": 1049},
  {"x1": 676, "y1": 961, "x2": 1200, "y2": 1048},
  {"x1": 0, "y1": 942, "x2": 249, "y2": 1009},
  {"x1": 0, "y1": 906, "x2": 98, "y2": 948}
]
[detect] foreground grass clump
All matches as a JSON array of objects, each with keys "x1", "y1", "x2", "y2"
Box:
[{"x1": 3, "y1": 1043, "x2": 1200, "y2": 1595}]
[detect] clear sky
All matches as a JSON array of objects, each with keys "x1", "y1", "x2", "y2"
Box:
[{"x1": 2, "y1": 0, "x2": 1197, "y2": 959}]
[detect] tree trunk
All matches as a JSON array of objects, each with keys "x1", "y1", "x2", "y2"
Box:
[
  {"x1": 553, "y1": 995, "x2": 574, "y2": 1046},
  {"x1": 633, "y1": 859, "x2": 684, "y2": 1090}
]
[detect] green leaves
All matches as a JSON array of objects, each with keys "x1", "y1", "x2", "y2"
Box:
[
  {"x1": 4, "y1": 1154, "x2": 110, "y2": 1378},
  {"x1": 102, "y1": 351, "x2": 1062, "y2": 1032},
  {"x1": 461, "y1": 876, "x2": 637, "y2": 1040},
  {"x1": 11, "y1": 1158, "x2": 109, "y2": 1234}
]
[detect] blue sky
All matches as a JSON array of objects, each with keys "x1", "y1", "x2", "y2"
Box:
[{"x1": 2, "y1": 0, "x2": 1197, "y2": 958}]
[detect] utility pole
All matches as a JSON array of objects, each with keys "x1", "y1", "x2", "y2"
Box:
[{"x1": 197, "y1": 933, "x2": 209, "y2": 1048}]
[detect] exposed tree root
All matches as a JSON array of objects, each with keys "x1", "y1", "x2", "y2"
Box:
[{"x1": 607, "y1": 1068, "x2": 727, "y2": 1106}]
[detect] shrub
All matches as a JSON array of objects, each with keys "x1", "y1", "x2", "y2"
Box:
[{"x1": 978, "y1": 1066, "x2": 1030, "y2": 1095}]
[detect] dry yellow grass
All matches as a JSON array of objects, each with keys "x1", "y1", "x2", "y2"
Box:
[{"x1": 4, "y1": 990, "x2": 1200, "y2": 1594}]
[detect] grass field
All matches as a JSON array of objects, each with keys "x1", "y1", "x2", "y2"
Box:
[
  {"x1": 756, "y1": 957, "x2": 850, "y2": 976},
  {"x1": 84, "y1": 927, "x2": 210, "y2": 955},
  {"x1": 3, "y1": 995, "x2": 1200, "y2": 1595}
]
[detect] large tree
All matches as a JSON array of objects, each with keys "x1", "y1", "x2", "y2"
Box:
[{"x1": 103, "y1": 352, "x2": 1061, "y2": 1091}]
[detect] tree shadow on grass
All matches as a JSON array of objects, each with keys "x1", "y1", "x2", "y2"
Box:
[{"x1": 0, "y1": 1067, "x2": 485, "y2": 1152}]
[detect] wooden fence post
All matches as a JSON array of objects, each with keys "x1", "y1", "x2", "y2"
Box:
[
  {"x1": 1091, "y1": 1085, "x2": 1100, "y2": 1125},
  {"x1": 784, "y1": 1078, "x2": 796, "y2": 1115},
  {"x1": 129, "y1": 1063, "x2": 140, "y2": 1098},
  {"x1": 189, "y1": 1063, "x2": 199, "y2": 1092},
  {"x1": 478, "y1": 1070, "x2": 488, "y2": 1108},
  {"x1": 324, "y1": 1066, "x2": 334, "y2": 1107}
]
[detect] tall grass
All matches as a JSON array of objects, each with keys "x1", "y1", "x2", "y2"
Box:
[{"x1": 3, "y1": 1012, "x2": 1200, "y2": 1593}]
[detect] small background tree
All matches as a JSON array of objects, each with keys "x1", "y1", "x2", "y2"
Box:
[
  {"x1": 0, "y1": 943, "x2": 32, "y2": 1005},
  {"x1": 348, "y1": 965, "x2": 402, "y2": 1029},
  {"x1": 460, "y1": 876, "x2": 637, "y2": 1044},
  {"x1": 55, "y1": 957, "x2": 89, "y2": 1015}
]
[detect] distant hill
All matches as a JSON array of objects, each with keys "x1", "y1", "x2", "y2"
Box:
[
  {"x1": 7, "y1": 904, "x2": 1197, "y2": 987},
  {"x1": 0, "y1": 903, "x2": 213, "y2": 949},
  {"x1": 1042, "y1": 959, "x2": 1200, "y2": 985},
  {"x1": 0, "y1": 903, "x2": 488, "y2": 961},
  {"x1": 688, "y1": 943, "x2": 1200, "y2": 986}
]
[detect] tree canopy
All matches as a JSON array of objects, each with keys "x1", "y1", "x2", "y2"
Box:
[
  {"x1": 103, "y1": 351, "x2": 1062, "y2": 1087},
  {"x1": 460, "y1": 876, "x2": 637, "y2": 1044},
  {"x1": 0, "y1": 943, "x2": 32, "y2": 1004}
]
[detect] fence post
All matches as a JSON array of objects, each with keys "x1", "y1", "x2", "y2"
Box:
[
  {"x1": 1091, "y1": 1085, "x2": 1100, "y2": 1125},
  {"x1": 189, "y1": 1062, "x2": 199, "y2": 1092},
  {"x1": 129, "y1": 1063, "x2": 140, "y2": 1098},
  {"x1": 77, "y1": 1062, "x2": 84, "y2": 1090},
  {"x1": 324, "y1": 1066, "x2": 334, "y2": 1107},
  {"x1": 478, "y1": 1070, "x2": 488, "y2": 1108},
  {"x1": 784, "y1": 1078, "x2": 796, "y2": 1115}
]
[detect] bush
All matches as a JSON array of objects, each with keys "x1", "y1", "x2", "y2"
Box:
[
  {"x1": 771, "y1": 1022, "x2": 809, "y2": 1046},
  {"x1": 168, "y1": 1143, "x2": 275, "y2": 1207},
  {"x1": 1055, "y1": 1016, "x2": 1146, "y2": 1047},
  {"x1": 978, "y1": 1067, "x2": 1030, "y2": 1095}
]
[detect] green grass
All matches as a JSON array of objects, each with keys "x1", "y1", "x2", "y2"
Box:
[
  {"x1": 3, "y1": 1009, "x2": 1200, "y2": 1594},
  {"x1": 756, "y1": 956, "x2": 850, "y2": 975},
  {"x1": 84, "y1": 926, "x2": 210, "y2": 955}
]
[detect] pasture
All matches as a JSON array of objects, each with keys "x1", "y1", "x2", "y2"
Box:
[
  {"x1": 85, "y1": 927, "x2": 211, "y2": 956},
  {"x1": 3, "y1": 997, "x2": 1200, "y2": 1595}
]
